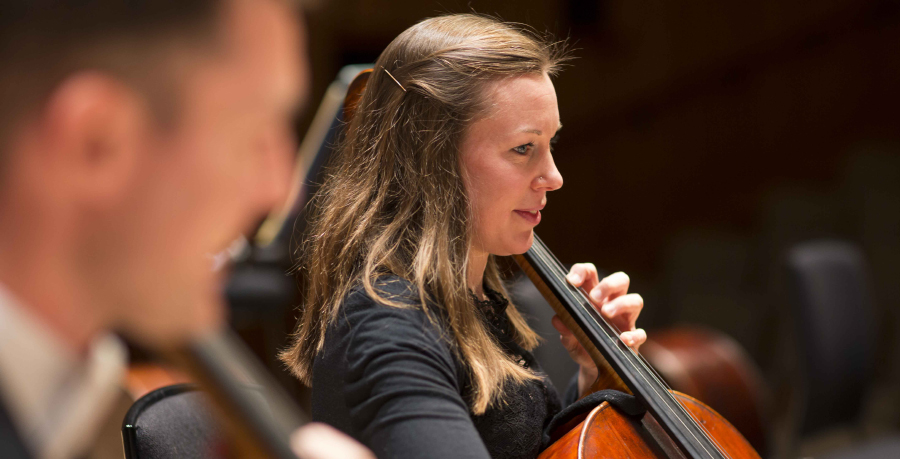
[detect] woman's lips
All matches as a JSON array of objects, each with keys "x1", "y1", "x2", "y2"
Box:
[{"x1": 514, "y1": 209, "x2": 541, "y2": 225}]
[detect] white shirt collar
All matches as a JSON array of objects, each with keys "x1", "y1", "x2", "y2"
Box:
[{"x1": 0, "y1": 284, "x2": 126, "y2": 459}]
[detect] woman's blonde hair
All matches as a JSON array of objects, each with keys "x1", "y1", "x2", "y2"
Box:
[{"x1": 280, "y1": 13, "x2": 568, "y2": 414}]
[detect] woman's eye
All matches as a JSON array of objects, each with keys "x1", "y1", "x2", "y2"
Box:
[{"x1": 512, "y1": 142, "x2": 534, "y2": 155}]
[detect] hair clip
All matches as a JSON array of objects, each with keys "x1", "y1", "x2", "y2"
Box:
[{"x1": 382, "y1": 67, "x2": 407, "y2": 93}]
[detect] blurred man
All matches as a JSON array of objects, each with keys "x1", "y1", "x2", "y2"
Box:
[{"x1": 0, "y1": 0, "x2": 372, "y2": 458}]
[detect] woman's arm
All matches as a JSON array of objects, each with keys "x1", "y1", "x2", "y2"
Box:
[{"x1": 337, "y1": 299, "x2": 491, "y2": 459}]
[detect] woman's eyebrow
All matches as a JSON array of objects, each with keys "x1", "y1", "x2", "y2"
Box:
[{"x1": 519, "y1": 123, "x2": 563, "y2": 136}]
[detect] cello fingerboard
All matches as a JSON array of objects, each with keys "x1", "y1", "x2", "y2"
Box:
[{"x1": 514, "y1": 233, "x2": 729, "y2": 459}]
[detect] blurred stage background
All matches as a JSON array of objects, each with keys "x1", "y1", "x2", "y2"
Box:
[{"x1": 219, "y1": 0, "x2": 900, "y2": 458}]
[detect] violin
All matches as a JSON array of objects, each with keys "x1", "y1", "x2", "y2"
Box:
[{"x1": 515, "y1": 234, "x2": 760, "y2": 459}]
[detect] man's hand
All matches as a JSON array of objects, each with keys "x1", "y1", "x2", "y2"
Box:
[{"x1": 291, "y1": 423, "x2": 375, "y2": 459}]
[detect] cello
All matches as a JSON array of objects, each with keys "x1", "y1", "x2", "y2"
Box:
[{"x1": 516, "y1": 234, "x2": 760, "y2": 459}]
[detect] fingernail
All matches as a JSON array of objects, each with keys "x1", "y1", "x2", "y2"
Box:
[
  {"x1": 591, "y1": 290, "x2": 602, "y2": 302},
  {"x1": 567, "y1": 273, "x2": 581, "y2": 284}
]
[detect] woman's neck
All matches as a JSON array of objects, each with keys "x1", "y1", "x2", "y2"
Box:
[{"x1": 467, "y1": 249, "x2": 489, "y2": 300}]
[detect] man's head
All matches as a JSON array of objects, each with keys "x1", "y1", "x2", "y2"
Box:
[{"x1": 0, "y1": 0, "x2": 308, "y2": 349}]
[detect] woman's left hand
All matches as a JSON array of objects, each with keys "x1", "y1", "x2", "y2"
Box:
[{"x1": 550, "y1": 264, "x2": 646, "y2": 395}]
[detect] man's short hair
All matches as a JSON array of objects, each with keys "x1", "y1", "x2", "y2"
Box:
[{"x1": 0, "y1": 0, "x2": 226, "y2": 166}]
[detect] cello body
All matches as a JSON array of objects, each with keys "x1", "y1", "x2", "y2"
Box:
[{"x1": 540, "y1": 392, "x2": 759, "y2": 459}]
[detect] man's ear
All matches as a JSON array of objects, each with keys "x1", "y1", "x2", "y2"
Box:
[{"x1": 39, "y1": 72, "x2": 149, "y2": 209}]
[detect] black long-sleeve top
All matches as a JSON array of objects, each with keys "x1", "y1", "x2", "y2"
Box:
[{"x1": 310, "y1": 277, "x2": 575, "y2": 459}]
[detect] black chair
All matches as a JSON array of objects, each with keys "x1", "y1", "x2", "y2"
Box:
[
  {"x1": 784, "y1": 239, "x2": 877, "y2": 437},
  {"x1": 784, "y1": 239, "x2": 900, "y2": 458},
  {"x1": 122, "y1": 384, "x2": 224, "y2": 459}
]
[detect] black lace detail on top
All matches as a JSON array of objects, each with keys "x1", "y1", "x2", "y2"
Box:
[
  {"x1": 471, "y1": 288, "x2": 531, "y2": 369},
  {"x1": 467, "y1": 286, "x2": 562, "y2": 458},
  {"x1": 469, "y1": 288, "x2": 508, "y2": 329}
]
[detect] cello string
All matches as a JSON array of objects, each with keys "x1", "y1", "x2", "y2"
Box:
[
  {"x1": 622, "y1": 334, "x2": 731, "y2": 456},
  {"x1": 626, "y1": 330, "x2": 733, "y2": 456},
  {"x1": 529, "y1": 237, "x2": 729, "y2": 459},
  {"x1": 532, "y1": 243, "x2": 723, "y2": 459},
  {"x1": 535, "y1": 236, "x2": 682, "y2": 396},
  {"x1": 536, "y1": 238, "x2": 732, "y2": 459},
  {"x1": 530, "y1": 242, "x2": 715, "y2": 455},
  {"x1": 534, "y1": 240, "x2": 731, "y2": 459},
  {"x1": 535, "y1": 237, "x2": 689, "y2": 396},
  {"x1": 530, "y1": 245, "x2": 673, "y2": 404}
]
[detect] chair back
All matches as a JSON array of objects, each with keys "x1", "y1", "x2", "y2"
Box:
[
  {"x1": 785, "y1": 240, "x2": 877, "y2": 436},
  {"x1": 122, "y1": 384, "x2": 224, "y2": 459}
]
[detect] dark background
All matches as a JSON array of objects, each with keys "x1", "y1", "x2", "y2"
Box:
[
  {"x1": 250, "y1": 0, "x2": 900, "y2": 457},
  {"x1": 298, "y1": 0, "x2": 900, "y2": 358}
]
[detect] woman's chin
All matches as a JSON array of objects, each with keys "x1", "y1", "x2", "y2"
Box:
[
  {"x1": 482, "y1": 231, "x2": 535, "y2": 257},
  {"x1": 507, "y1": 231, "x2": 535, "y2": 255}
]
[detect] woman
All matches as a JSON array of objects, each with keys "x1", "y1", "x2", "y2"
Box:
[{"x1": 281, "y1": 14, "x2": 647, "y2": 459}]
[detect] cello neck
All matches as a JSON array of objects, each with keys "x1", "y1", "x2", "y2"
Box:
[{"x1": 513, "y1": 233, "x2": 728, "y2": 459}]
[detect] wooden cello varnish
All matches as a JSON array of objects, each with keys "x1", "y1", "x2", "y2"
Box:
[{"x1": 539, "y1": 391, "x2": 759, "y2": 458}]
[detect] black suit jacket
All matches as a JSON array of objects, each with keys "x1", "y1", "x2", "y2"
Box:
[{"x1": 0, "y1": 397, "x2": 32, "y2": 459}]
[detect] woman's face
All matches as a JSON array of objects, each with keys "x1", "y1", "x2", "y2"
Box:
[{"x1": 461, "y1": 72, "x2": 563, "y2": 259}]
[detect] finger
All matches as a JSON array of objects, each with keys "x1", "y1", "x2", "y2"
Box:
[
  {"x1": 551, "y1": 315, "x2": 573, "y2": 336},
  {"x1": 560, "y1": 332, "x2": 580, "y2": 354},
  {"x1": 560, "y1": 333, "x2": 593, "y2": 368},
  {"x1": 566, "y1": 263, "x2": 600, "y2": 290},
  {"x1": 619, "y1": 328, "x2": 647, "y2": 351},
  {"x1": 555, "y1": 315, "x2": 598, "y2": 370},
  {"x1": 600, "y1": 293, "x2": 643, "y2": 331},
  {"x1": 591, "y1": 271, "x2": 630, "y2": 304}
]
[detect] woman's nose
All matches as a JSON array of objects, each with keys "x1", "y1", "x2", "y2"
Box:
[{"x1": 533, "y1": 154, "x2": 563, "y2": 191}]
